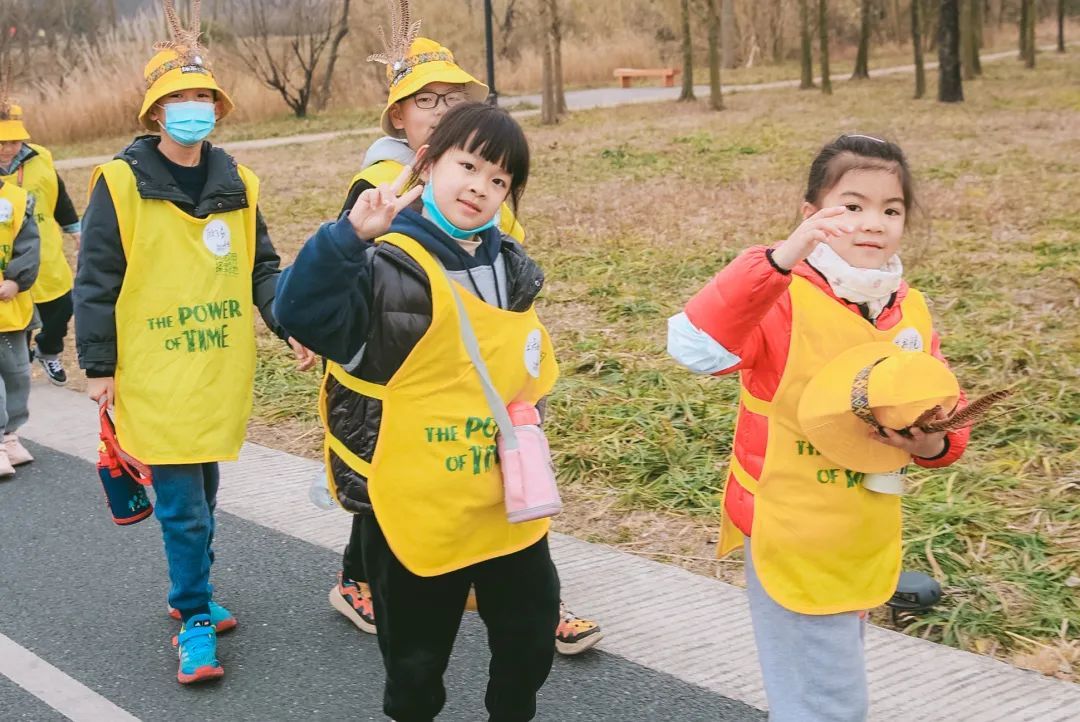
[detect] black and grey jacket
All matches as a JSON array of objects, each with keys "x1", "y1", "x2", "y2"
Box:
[
  {"x1": 273, "y1": 209, "x2": 545, "y2": 513},
  {"x1": 73, "y1": 135, "x2": 286, "y2": 377}
]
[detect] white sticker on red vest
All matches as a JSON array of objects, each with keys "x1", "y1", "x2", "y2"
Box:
[
  {"x1": 203, "y1": 220, "x2": 231, "y2": 256},
  {"x1": 524, "y1": 329, "x2": 542, "y2": 378},
  {"x1": 0, "y1": 199, "x2": 13, "y2": 224},
  {"x1": 892, "y1": 327, "x2": 924, "y2": 351}
]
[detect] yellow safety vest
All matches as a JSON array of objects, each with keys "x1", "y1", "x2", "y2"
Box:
[
  {"x1": 0, "y1": 182, "x2": 33, "y2": 332},
  {"x1": 0, "y1": 144, "x2": 74, "y2": 303},
  {"x1": 350, "y1": 160, "x2": 527, "y2": 243},
  {"x1": 718, "y1": 275, "x2": 934, "y2": 614},
  {"x1": 320, "y1": 232, "x2": 558, "y2": 576},
  {"x1": 91, "y1": 159, "x2": 260, "y2": 465}
]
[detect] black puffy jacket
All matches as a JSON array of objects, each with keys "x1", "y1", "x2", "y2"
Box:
[{"x1": 274, "y1": 209, "x2": 545, "y2": 513}]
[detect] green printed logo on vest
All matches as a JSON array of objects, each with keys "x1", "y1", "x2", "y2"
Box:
[
  {"x1": 426, "y1": 416, "x2": 499, "y2": 475},
  {"x1": 0, "y1": 244, "x2": 9, "y2": 271},
  {"x1": 144, "y1": 298, "x2": 244, "y2": 353},
  {"x1": 814, "y1": 467, "x2": 865, "y2": 488},
  {"x1": 796, "y1": 440, "x2": 823, "y2": 456}
]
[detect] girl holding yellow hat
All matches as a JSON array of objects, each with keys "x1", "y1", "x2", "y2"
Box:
[
  {"x1": 327, "y1": 4, "x2": 601, "y2": 658},
  {"x1": 0, "y1": 104, "x2": 80, "y2": 387},
  {"x1": 668, "y1": 134, "x2": 972, "y2": 720},
  {"x1": 73, "y1": 0, "x2": 313, "y2": 686}
]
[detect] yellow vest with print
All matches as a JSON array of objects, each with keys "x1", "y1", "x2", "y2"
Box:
[
  {"x1": 0, "y1": 182, "x2": 34, "y2": 332},
  {"x1": 718, "y1": 275, "x2": 934, "y2": 614},
  {"x1": 351, "y1": 160, "x2": 526, "y2": 243},
  {"x1": 0, "y1": 144, "x2": 74, "y2": 303},
  {"x1": 92, "y1": 159, "x2": 260, "y2": 465},
  {"x1": 319, "y1": 233, "x2": 557, "y2": 576}
]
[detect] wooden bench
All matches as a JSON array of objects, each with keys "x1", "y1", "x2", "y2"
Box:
[{"x1": 613, "y1": 67, "x2": 681, "y2": 88}]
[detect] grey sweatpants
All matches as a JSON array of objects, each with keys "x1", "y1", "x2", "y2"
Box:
[
  {"x1": 745, "y1": 541, "x2": 869, "y2": 722},
  {"x1": 0, "y1": 330, "x2": 31, "y2": 433}
]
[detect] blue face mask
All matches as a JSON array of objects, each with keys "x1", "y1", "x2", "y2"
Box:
[
  {"x1": 421, "y1": 177, "x2": 502, "y2": 241},
  {"x1": 159, "y1": 101, "x2": 216, "y2": 147}
]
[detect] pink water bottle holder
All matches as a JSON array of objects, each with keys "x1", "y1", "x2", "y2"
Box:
[{"x1": 498, "y1": 402, "x2": 563, "y2": 523}]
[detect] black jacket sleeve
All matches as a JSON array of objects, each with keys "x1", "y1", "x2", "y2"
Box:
[
  {"x1": 251, "y1": 206, "x2": 288, "y2": 340},
  {"x1": 339, "y1": 178, "x2": 375, "y2": 216},
  {"x1": 73, "y1": 177, "x2": 125, "y2": 377},
  {"x1": 273, "y1": 218, "x2": 374, "y2": 363},
  {"x1": 6, "y1": 197, "x2": 40, "y2": 291},
  {"x1": 53, "y1": 174, "x2": 80, "y2": 229}
]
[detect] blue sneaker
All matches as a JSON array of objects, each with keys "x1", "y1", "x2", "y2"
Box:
[
  {"x1": 169, "y1": 601, "x2": 237, "y2": 633},
  {"x1": 176, "y1": 614, "x2": 224, "y2": 684}
]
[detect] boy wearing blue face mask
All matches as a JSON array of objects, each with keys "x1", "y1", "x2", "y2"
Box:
[{"x1": 73, "y1": 1, "x2": 314, "y2": 685}]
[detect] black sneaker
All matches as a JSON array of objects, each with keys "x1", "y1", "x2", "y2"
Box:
[{"x1": 36, "y1": 353, "x2": 67, "y2": 386}]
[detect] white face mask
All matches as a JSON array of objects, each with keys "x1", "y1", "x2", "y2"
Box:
[{"x1": 807, "y1": 243, "x2": 903, "y2": 320}]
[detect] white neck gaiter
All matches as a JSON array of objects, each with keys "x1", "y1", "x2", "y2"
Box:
[{"x1": 807, "y1": 243, "x2": 903, "y2": 320}]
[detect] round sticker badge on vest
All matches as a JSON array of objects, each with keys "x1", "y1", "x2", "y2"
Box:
[
  {"x1": 892, "y1": 327, "x2": 924, "y2": 351},
  {"x1": 524, "y1": 329, "x2": 542, "y2": 378},
  {"x1": 0, "y1": 199, "x2": 13, "y2": 224},
  {"x1": 203, "y1": 220, "x2": 231, "y2": 257}
]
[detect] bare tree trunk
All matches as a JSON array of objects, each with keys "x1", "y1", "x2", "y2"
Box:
[
  {"x1": 552, "y1": 0, "x2": 566, "y2": 114},
  {"x1": 314, "y1": 0, "x2": 351, "y2": 112},
  {"x1": 913, "y1": 0, "x2": 926, "y2": 98},
  {"x1": 1019, "y1": 0, "x2": 1031, "y2": 61},
  {"x1": 972, "y1": 0, "x2": 982, "y2": 74},
  {"x1": 1059, "y1": 0, "x2": 1067, "y2": 52},
  {"x1": 800, "y1": 0, "x2": 815, "y2": 88},
  {"x1": 938, "y1": 0, "x2": 963, "y2": 102},
  {"x1": 1025, "y1": 0, "x2": 1036, "y2": 67},
  {"x1": 722, "y1": 0, "x2": 737, "y2": 68},
  {"x1": 707, "y1": 0, "x2": 723, "y2": 110},
  {"x1": 960, "y1": 0, "x2": 975, "y2": 79},
  {"x1": 540, "y1": 0, "x2": 557, "y2": 123},
  {"x1": 818, "y1": 0, "x2": 832, "y2": 94},
  {"x1": 852, "y1": 0, "x2": 872, "y2": 79},
  {"x1": 678, "y1": 0, "x2": 696, "y2": 101}
]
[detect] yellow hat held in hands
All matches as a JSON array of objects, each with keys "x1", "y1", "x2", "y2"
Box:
[
  {"x1": 0, "y1": 104, "x2": 30, "y2": 142},
  {"x1": 138, "y1": 0, "x2": 234, "y2": 130},
  {"x1": 797, "y1": 342, "x2": 961, "y2": 473}
]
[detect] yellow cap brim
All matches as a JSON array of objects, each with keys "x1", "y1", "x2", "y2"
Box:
[
  {"x1": 0, "y1": 120, "x2": 30, "y2": 142},
  {"x1": 797, "y1": 342, "x2": 959, "y2": 473},
  {"x1": 381, "y1": 63, "x2": 488, "y2": 137},
  {"x1": 138, "y1": 68, "x2": 235, "y2": 130}
]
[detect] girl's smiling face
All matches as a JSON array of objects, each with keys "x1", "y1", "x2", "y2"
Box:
[
  {"x1": 421, "y1": 144, "x2": 511, "y2": 230},
  {"x1": 803, "y1": 167, "x2": 907, "y2": 269}
]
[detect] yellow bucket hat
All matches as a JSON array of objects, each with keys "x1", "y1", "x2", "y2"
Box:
[
  {"x1": 138, "y1": 1, "x2": 233, "y2": 130},
  {"x1": 0, "y1": 104, "x2": 30, "y2": 142},
  {"x1": 797, "y1": 342, "x2": 961, "y2": 473},
  {"x1": 375, "y1": 37, "x2": 488, "y2": 138}
]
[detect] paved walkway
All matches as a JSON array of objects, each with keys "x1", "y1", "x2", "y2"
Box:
[
  {"x1": 53, "y1": 45, "x2": 1069, "y2": 173},
  {"x1": 11, "y1": 381, "x2": 1080, "y2": 720}
]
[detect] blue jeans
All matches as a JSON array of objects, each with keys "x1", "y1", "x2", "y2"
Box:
[{"x1": 151, "y1": 463, "x2": 219, "y2": 621}]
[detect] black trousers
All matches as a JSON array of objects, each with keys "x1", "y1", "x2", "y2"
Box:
[
  {"x1": 342, "y1": 512, "x2": 367, "y2": 582},
  {"x1": 362, "y1": 515, "x2": 560, "y2": 722},
  {"x1": 32, "y1": 291, "x2": 73, "y2": 356}
]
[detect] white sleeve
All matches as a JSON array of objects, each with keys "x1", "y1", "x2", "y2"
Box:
[{"x1": 666, "y1": 312, "x2": 741, "y2": 375}]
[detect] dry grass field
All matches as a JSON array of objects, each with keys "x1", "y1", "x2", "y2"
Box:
[{"x1": 50, "y1": 52, "x2": 1079, "y2": 679}]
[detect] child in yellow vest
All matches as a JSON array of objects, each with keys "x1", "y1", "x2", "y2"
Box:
[
  {"x1": 0, "y1": 104, "x2": 81, "y2": 387},
  {"x1": 0, "y1": 102, "x2": 41, "y2": 478},
  {"x1": 328, "y1": 30, "x2": 601, "y2": 657},
  {"x1": 276, "y1": 103, "x2": 559, "y2": 721},
  {"x1": 73, "y1": 3, "x2": 312, "y2": 685},
  {"x1": 668, "y1": 134, "x2": 971, "y2": 720},
  {"x1": 0, "y1": 99, "x2": 40, "y2": 479}
]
